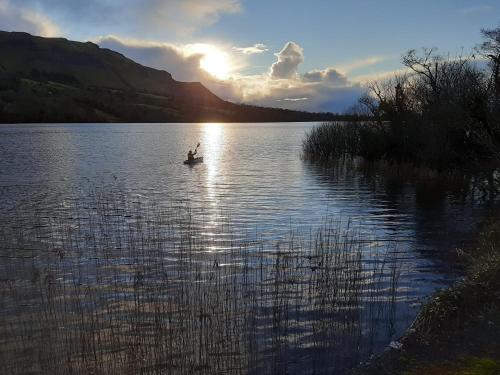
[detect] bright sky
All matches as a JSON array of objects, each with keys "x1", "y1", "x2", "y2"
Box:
[{"x1": 1, "y1": 0, "x2": 499, "y2": 112}]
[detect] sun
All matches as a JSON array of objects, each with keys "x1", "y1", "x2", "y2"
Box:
[
  {"x1": 187, "y1": 44, "x2": 231, "y2": 80},
  {"x1": 200, "y1": 52, "x2": 230, "y2": 80}
]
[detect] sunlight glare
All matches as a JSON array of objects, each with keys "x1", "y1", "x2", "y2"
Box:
[
  {"x1": 202, "y1": 123, "x2": 224, "y2": 240},
  {"x1": 203, "y1": 124, "x2": 223, "y2": 202},
  {"x1": 187, "y1": 44, "x2": 231, "y2": 80}
]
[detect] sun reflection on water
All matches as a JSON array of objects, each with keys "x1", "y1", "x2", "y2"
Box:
[{"x1": 202, "y1": 123, "x2": 224, "y2": 240}]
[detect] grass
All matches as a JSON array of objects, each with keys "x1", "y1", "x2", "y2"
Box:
[
  {"x1": 355, "y1": 216, "x2": 500, "y2": 375},
  {"x1": 302, "y1": 121, "x2": 393, "y2": 163},
  {"x1": 414, "y1": 218, "x2": 500, "y2": 334},
  {"x1": 404, "y1": 357, "x2": 500, "y2": 375},
  {"x1": 0, "y1": 187, "x2": 406, "y2": 375}
]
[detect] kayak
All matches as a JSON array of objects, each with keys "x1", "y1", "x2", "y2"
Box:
[{"x1": 183, "y1": 157, "x2": 204, "y2": 165}]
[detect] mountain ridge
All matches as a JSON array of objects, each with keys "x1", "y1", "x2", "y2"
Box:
[{"x1": 0, "y1": 31, "x2": 340, "y2": 123}]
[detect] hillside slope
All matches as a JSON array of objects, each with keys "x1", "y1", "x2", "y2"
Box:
[{"x1": 0, "y1": 31, "x2": 336, "y2": 123}]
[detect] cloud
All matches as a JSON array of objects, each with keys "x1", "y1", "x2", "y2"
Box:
[
  {"x1": 15, "y1": 0, "x2": 242, "y2": 35},
  {"x1": 138, "y1": 0, "x2": 242, "y2": 35},
  {"x1": 302, "y1": 68, "x2": 349, "y2": 85},
  {"x1": 221, "y1": 42, "x2": 364, "y2": 112},
  {"x1": 250, "y1": 41, "x2": 363, "y2": 111},
  {"x1": 337, "y1": 56, "x2": 388, "y2": 73},
  {"x1": 233, "y1": 43, "x2": 269, "y2": 55},
  {"x1": 279, "y1": 97, "x2": 308, "y2": 102},
  {"x1": 94, "y1": 35, "x2": 246, "y2": 100},
  {"x1": 350, "y1": 55, "x2": 487, "y2": 84},
  {"x1": 459, "y1": 5, "x2": 494, "y2": 16},
  {"x1": 270, "y1": 41, "x2": 304, "y2": 80},
  {"x1": 97, "y1": 37, "x2": 365, "y2": 112},
  {"x1": 15, "y1": 0, "x2": 113, "y2": 24},
  {"x1": 178, "y1": 0, "x2": 242, "y2": 25},
  {"x1": 238, "y1": 77, "x2": 364, "y2": 112},
  {"x1": 0, "y1": 0, "x2": 60, "y2": 36},
  {"x1": 95, "y1": 35, "x2": 214, "y2": 83},
  {"x1": 351, "y1": 67, "x2": 410, "y2": 84}
]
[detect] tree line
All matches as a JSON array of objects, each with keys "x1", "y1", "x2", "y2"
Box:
[{"x1": 304, "y1": 26, "x2": 500, "y2": 170}]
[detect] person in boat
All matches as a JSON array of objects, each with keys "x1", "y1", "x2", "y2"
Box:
[
  {"x1": 187, "y1": 148, "x2": 197, "y2": 162},
  {"x1": 187, "y1": 143, "x2": 200, "y2": 162}
]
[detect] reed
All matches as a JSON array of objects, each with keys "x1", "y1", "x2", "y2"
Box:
[
  {"x1": 0, "y1": 188, "x2": 405, "y2": 374},
  {"x1": 302, "y1": 121, "x2": 365, "y2": 161}
]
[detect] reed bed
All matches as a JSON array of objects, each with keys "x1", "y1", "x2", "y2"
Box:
[{"x1": 0, "y1": 187, "x2": 405, "y2": 374}]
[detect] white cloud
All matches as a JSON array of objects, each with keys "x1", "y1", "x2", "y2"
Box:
[
  {"x1": 270, "y1": 41, "x2": 304, "y2": 80},
  {"x1": 233, "y1": 43, "x2": 269, "y2": 55},
  {"x1": 97, "y1": 37, "x2": 365, "y2": 112},
  {"x1": 351, "y1": 67, "x2": 411, "y2": 83},
  {"x1": 459, "y1": 5, "x2": 494, "y2": 16},
  {"x1": 239, "y1": 77, "x2": 363, "y2": 112},
  {"x1": 13, "y1": 0, "x2": 242, "y2": 36},
  {"x1": 279, "y1": 97, "x2": 309, "y2": 102},
  {"x1": 0, "y1": 0, "x2": 60, "y2": 37},
  {"x1": 219, "y1": 42, "x2": 364, "y2": 112},
  {"x1": 336, "y1": 56, "x2": 388, "y2": 74},
  {"x1": 95, "y1": 35, "x2": 214, "y2": 83},
  {"x1": 142, "y1": 0, "x2": 242, "y2": 34},
  {"x1": 179, "y1": 0, "x2": 242, "y2": 23}
]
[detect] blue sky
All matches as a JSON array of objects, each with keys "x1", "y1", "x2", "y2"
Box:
[
  {"x1": 1, "y1": 0, "x2": 499, "y2": 112},
  {"x1": 208, "y1": 1, "x2": 498, "y2": 71}
]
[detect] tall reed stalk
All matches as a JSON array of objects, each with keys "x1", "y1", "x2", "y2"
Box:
[{"x1": 0, "y1": 188, "x2": 405, "y2": 374}]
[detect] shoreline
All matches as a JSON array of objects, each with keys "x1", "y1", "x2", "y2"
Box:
[{"x1": 354, "y1": 216, "x2": 500, "y2": 374}]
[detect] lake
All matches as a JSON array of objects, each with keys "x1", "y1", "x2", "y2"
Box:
[{"x1": 0, "y1": 122, "x2": 490, "y2": 374}]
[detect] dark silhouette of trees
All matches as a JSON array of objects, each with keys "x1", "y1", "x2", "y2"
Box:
[
  {"x1": 479, "y1": 26, "x2": 500, "y2": 103},
  {"x1": 305, "y1": 26, "x2": 500, "y2": 172}
]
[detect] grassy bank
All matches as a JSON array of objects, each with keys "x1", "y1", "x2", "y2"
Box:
[{"x1": 355, "y1": 216, "x2": 500, "y2": 375}]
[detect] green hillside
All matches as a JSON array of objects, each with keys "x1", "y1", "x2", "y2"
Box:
[{"x1": 0, "y1": 31, "x2": 337, "y2": 123}]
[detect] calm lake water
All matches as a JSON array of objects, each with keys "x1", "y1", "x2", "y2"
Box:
[{"x1": 0, "y1": 122, "x2": 491, "y2": 374}]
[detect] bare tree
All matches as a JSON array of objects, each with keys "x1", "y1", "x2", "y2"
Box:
[
  {"x1": 402, "y1": 48, "x2": 441, "y2": 102},
  {"x1": 479, "y1": 26, "x2": 500, "y2": 102}
]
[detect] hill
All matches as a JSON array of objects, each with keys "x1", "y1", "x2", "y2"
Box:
[{"x1": 0, "y1": 31, "x2": 338, "y2": 123}]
